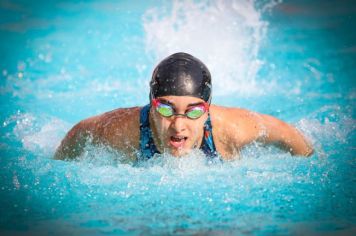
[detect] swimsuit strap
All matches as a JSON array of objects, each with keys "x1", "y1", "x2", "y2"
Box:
[
  {"x1": 139, "y1": 104, "x2": 159, "y2": 160},
  {"x1": 200, "y1": 114, "x2": 218, "y2": 159},
  {"x1": 139, "y1": 105, "x2": 218, "y2": 159}
]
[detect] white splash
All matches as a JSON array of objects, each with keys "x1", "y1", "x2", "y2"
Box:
[
  {"x1": 296, "y1": 105, "x2": 355, "y2": 157},
  {"x1": 5, "y1": 112, "x2": 71, "y2": 156},
  {"x1": 143, "y1": 0, "x2": 280, "y2": 96}
]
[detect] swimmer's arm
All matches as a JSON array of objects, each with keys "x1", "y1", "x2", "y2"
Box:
[
  {"x1": 54, "y1": 121, "x2": 89, "y2": 160},
  {"x1": 255, "y1": 114, "x2": 314, "y2": 156}
]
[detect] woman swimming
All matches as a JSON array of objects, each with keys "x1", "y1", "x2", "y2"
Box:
[{"x1": 54, "y1": 52, "x2": 313, "y2": 161}]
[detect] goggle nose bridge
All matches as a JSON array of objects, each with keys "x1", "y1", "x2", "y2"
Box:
[{"x1": 171, "y1": 113, "x2": 191, "y2": 118}]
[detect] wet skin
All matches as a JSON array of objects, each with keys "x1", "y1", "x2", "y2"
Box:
[{"x1": 54, "y1": 96, "x2": 313, "y2": 161}]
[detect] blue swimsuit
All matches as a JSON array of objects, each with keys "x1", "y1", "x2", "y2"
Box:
[{"x1": 139, "y1": 104, "x2": 218, "y2": 160}]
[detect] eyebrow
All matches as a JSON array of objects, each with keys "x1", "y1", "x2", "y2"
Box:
[
  {"x1": 158, "y1": 98, "x2": 174, "y2": 106},
  {"x1": 158, "y1": 98, "x2": 204, "y2": 108},
  {"x1": 187, "y1": 102, "x2": 205, "y2": 107}
]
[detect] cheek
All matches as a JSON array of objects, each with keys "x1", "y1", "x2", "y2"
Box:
[
  {"x1": 188, "y1": 120, "x2": 205, "y2": 137},
  {"x1": 156, "y1": 117, "x2": 171, "y2": 132}
]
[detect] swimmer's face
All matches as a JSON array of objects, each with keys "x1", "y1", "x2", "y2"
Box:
[{"x1": 150, "y1": 96, "x2": 208, "y2": 157}]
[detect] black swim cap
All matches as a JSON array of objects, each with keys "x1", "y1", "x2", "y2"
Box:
[{"x1": 150, "y1": 52, "x2": 212, "y2": 103}]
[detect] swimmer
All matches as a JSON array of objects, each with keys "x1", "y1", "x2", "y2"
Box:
[{"x1": 54, "y1": 52, "x2": 313, "y2": 161}]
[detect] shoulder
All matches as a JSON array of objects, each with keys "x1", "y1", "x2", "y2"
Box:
[
  {"x1": 209, "y1": 105, "x2": 261, "y2": 130},
  {"x1": 55, "y1": 106, "x2": 143, "y2": 160},
  {"x1": 73, "y1": 106, "x2": 142, "y2": 151},
  {"x1": 78, "y1": 107, "x2": 141, "y2": 131},
  {"x1": 209, "y1": 105, "x2": 262, "y2": 147},
  {"x1": 209, "y1": 105, "x2": 258, "y2": 119}
]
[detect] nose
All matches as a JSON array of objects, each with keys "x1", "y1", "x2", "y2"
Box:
[{"x1": 171, "y1": 116, "x2": 186, "y2": 132}]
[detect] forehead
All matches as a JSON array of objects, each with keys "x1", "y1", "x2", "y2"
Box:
[{"x1": 157, "y1": 95, "x2": 205, "y2": 107}]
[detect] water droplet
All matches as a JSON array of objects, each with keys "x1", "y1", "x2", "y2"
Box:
[{"x1": 18, "y1": 72, "x2": 23, "y2": 79}]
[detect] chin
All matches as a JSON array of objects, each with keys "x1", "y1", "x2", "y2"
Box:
[{"x1": 169, "y1": 147, "x2": 191, "y2": 157}]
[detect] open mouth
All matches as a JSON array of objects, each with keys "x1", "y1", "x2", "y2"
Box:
[{"x1": 169, "y1": 135, "x2": 188, "y2": 148}]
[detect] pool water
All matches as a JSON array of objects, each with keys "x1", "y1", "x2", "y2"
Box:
[{"x1": 1, "y1": 0, "x2": 355, "y2": 235}]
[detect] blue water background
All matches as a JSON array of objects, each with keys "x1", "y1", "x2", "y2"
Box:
[{"x1": 0, "y1": 0, "x2": 355, "y2": 235}]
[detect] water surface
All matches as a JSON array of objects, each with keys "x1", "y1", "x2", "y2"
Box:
[{"x1": 0, "y1": 0, "x2": 355, "y2": 235}]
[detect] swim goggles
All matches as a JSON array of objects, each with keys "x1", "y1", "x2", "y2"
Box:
[{"x1": 152, "y1": 99, "x2": 209, "y2": 120}]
